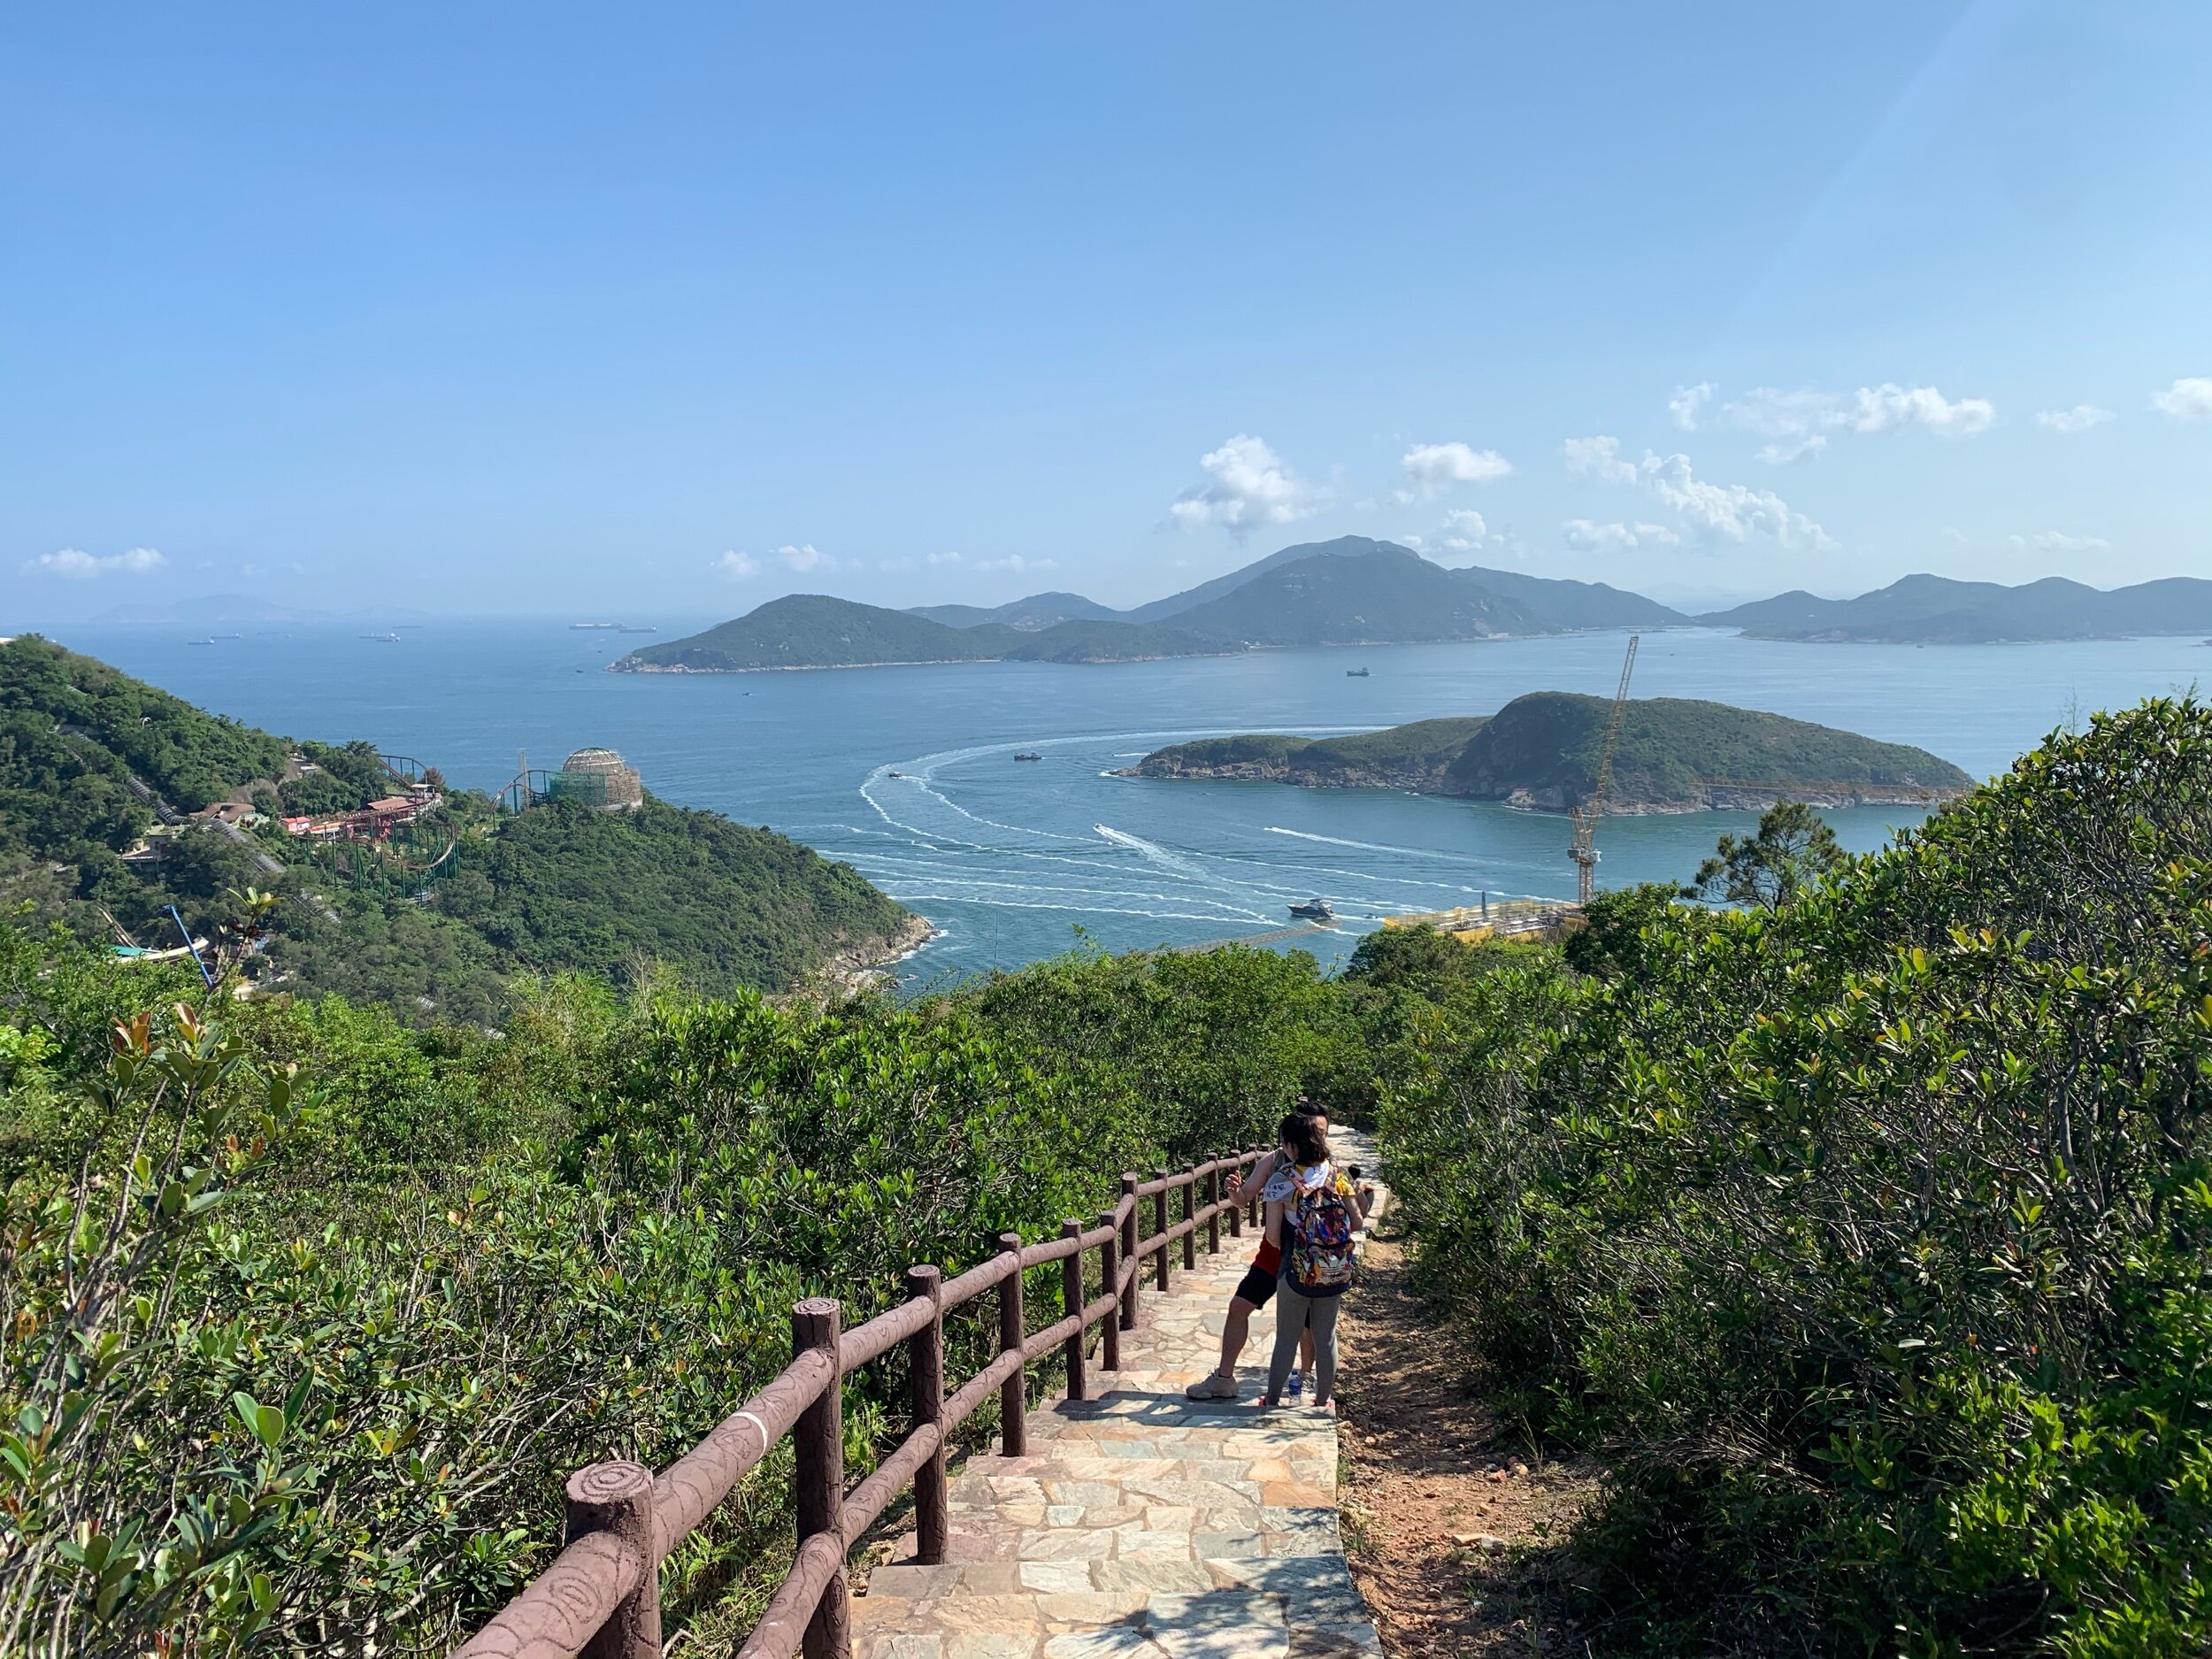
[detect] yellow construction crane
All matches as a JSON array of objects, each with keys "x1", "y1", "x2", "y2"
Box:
[{"x1": 1567, "y1": 634, "x2": 1639, "y2": 907}]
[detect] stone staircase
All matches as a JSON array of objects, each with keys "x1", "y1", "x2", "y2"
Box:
[{"x1": 856, "y1": 1138, "x2": 1386, "y2": 1659}]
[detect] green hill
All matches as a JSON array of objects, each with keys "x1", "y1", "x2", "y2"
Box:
[
  {"x1": 616, "y1": 595, "x2": 998, "y2": 671},
  {"x1": 1445, "y1": 692, "x2": 1972, "y2": 809},
  {"x1": 1704, "y1": 572, "x2": 2212, "y2": 642},
  {"x1": 0, "y1": 635, "x2": 915, "y2": 1022},
  {"x1": 1120, "y1": 718, "x2": 1487, "y2": 789},
  {"x1": 972, "y1": 618, "x2": 1230, "y2": 663},
  {"x1": 0, "y1": 634, "x2": 291, "y2": 865},
  {"x1": 1168, "y1": 547, "x2": 1542, "y2": 645},
  {"x1": 1126, "y1": 535, "x2": 1687, "y2": 632},
  {"x1": 425, "y1": 798, "x2": 912, "y2": 997},
  {"x1": 618, "y1": 595, "x2": 1227, "y2": 672},
  {"x1": 1125, "y1": 695, "x2": 1970, "y2": 810},
  {"x1": 1444, "y1": 563, "x2": 1685, "y2": 629},
  {"x1": 907, "y1": 591, "x2": 1121, "y2": 630}
]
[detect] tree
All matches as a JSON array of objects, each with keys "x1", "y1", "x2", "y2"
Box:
[{"x1": 1687, "y1": 798, "x2": 1843, "y2": 912}]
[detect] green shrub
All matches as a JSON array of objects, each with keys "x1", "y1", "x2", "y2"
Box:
[{"x1": 1384, "y1": 698, "x2": 2212, "y2": 1655}]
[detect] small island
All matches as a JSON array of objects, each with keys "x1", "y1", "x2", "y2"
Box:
[{"x1": 1118, "y1": 693, "x2": 1973, "y2": 813}]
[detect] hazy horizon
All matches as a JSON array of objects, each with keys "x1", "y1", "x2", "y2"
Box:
[
  {"x1": 7, "y1": 5, "x2": 2208, "y2": 625},
  {"x1": 12, "y1": 541, "x2": 2212, "y2": 634}
]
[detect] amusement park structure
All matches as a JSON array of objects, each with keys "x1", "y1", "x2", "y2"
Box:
[
  {"x1": 500, "y1": 746, "x2": 644, "y2": 814},
  {"x1": 1567, "y1": 634, "x2": 1640, "y2": 908},
  {"x1": 282, "y1": 752, "x2": 458, "y2": 894}
]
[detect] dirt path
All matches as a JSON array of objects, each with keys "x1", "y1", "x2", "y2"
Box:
[{"x1": 1333, "y1": 1224, "x2": 1599, "y2": 1658}]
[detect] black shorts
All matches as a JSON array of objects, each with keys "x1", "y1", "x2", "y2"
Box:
[{"x1": 1234, "y1": 1261, "x2": 1278, "y2": 1309}]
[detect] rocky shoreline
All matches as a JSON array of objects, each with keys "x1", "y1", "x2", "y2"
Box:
[
  {"x1": 1122, "y1": 760, "x2": 1962, "y2": 814},
  {"x1": 812, "y1": 910, "x2": 939, "y2": 996}
]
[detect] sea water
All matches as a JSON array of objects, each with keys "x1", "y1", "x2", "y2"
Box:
[{"x1": 40, "y1": 621, "x2": 2211, "y2": 979}]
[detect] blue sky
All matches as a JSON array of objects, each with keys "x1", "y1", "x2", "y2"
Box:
[{"x1": 5, "y1": 2, "x2": 2208, "y2": 622}]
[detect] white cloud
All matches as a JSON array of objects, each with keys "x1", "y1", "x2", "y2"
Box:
[
  {"x1": 1643, "y1": 452, "x2": 1834, "y2": 548},
  {"x1": 1399, "y1": 534, "x2": 1427, "y2": 551},
  {"x1": 2152, "y1": 377, "x2": 2212, "y2": 421},
  {"x1": 1565, "y1": 436, "x2": 1835, "y2": 550},
  {"x1": 927, "y1": 550, "x2": 964, "y2": 566},
  {"x1": 1668, "y1": 381, "x2": 1714, "y2": 431},
  {"x1": 1562, "y1": 519, "x2": 1680, "y2": 553},
  {"x1": 1718, "y1": 382, "x2": 1994, "y2": 457},
  {"x1": 1847, "y1": 383, "x2": 1994, "y2": 436},
  {"x1": 1755, "y1": 435, "x2": 1828, "y2": 466},
  {"x1": 2008, "y1": 531, "x2": 2112, "y2": 555},
  {"x1": 1562, "y1": 434, "x2": 1640, "y2": 485},
  {"x1": 1440, "y1": 508, "x2": 1488, "y2": 551},
  {"x1": 25, "y1": 546, "x2": 167, "y2": 580},
  {"x1": 1395, "y1": 441, "x2": 1511, "y2": 501},
  {"x1": 2036, "y1": 404, "x2": 2115, "y2": 434},
  {"x1": 974, "y1": 554, "x2": 1056, "y2": 574},
  {"x1": 1169, "y1": 434, "x2": 1323, "y2": 537},
  {"x1": 716, "y1": 543, "x2": 839, "y2": 576}
]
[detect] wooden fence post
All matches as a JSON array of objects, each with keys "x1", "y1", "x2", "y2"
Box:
[
  {"x1": 1225, "y1": 1153, "x2": 1241, "y2": 1239},
  {"x1": 1207, "y1": 1159, "x2": 1222, "y2": 1254},
  {"x1": 1151, "y1": 1171, "x2": 1171, "y2": 1293},
  {"x1": 1180, "y1": 1171, "x2": 1197, "y2": 1271},
  {"x1": 1060, "y1": 1219, "x2": 1087, "y2": 1402},
  {"x1": 1119, "y1": 1174, "x2": 1141, "y2": 1332},
  {"x1": 565, "y1": 1461, "x2": 661, "y2": 1659},
  {"x1": 1095, "y1": 1210, "x2": 1120, "y2": 1371},
  {"x1": 794, "y1": 1298, "x2": 849, "y2": 1659},
  {"x1": 997, "y1": 1232, "x2": 1026, "y2": 1457},
  {"x1": 905, "y1": 1265, "x2": 948, "y2": 1565}
]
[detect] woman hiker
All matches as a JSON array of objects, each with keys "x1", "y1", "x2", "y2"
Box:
[
  {"x1": 1260, "y1": 1110, "x2": 1363, "y2": 1411},
  {"x1": 1184, "y1": 1103, "x2": 1327, "y2": 1402}
]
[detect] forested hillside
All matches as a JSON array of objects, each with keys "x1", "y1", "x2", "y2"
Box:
[
  {"x1": 615, "y1": 595, "x2": 1224, "y2": 672},
  {"x1": 0, "y1": 636, "x2": 914, "y2": 1019},
  {"x1": 1127, "y1": 695, "x2": 1970, "y2": 810},
  {"x1": 0, "y1": 633, "x2": 289, "y2": 865}
]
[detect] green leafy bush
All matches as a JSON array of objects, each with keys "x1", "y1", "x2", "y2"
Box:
[{"x1": 1384, "y1": 698, "x2": 2212, "y2": 1655}]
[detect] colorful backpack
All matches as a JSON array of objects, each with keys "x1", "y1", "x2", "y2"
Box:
[{"x1": 1286, "y1": 1165, "x2": 1356, "y2": 1295}]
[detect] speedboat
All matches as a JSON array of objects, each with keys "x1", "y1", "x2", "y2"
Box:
[
  {"x1": 1012, "y1": 752, "x2": 1042, "y2": 762},
  {"x1": 1288, "y1": 898, "x2": 1335, "y2": 921}
]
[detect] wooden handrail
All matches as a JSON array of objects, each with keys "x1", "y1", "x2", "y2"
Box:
[{"x1": 452, "y1": 1144, "x2": 1270, "y2": 1659}]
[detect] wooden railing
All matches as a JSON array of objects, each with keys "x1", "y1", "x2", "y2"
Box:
[{"x1": 453, "y1": 1147, "x2": 1270, "y2": 1659}]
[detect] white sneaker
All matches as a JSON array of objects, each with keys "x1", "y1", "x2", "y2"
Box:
[{"x1": 1185, "y1": 1372, "x2": 1241, "y2": 1400}]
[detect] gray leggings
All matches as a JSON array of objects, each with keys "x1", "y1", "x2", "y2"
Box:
[{"x1": 1268, "y1": 1278, "x2": 1341, "y2": 1403}]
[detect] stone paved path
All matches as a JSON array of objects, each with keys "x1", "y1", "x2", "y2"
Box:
[{"x1": 858, "y1": 1135, "x2": 1386, "y2": 1659}]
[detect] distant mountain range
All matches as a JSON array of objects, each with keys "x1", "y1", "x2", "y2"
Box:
[
  {"x1": 610, "y1": 538, "x2": 2212, "y2": 673},
  {"x1": 1702, "y1": 573, "x2": 2212, "y2": 643},
  {"x1": 617, "y1": 537, "x2": 1686, "y2": 672}
]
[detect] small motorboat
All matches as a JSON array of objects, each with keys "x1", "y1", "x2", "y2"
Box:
[
  {"x1": 1012, "y1": 751, "x2": 1043, "y2": 762},
  {"x1": 1346, "y1": 667, "x2": 1370, "y2": 678},
  {"x1": 1288, "y1": 898, "x2": 1336, "y2": 921}
]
